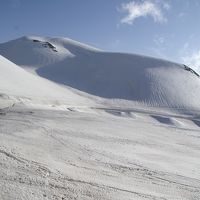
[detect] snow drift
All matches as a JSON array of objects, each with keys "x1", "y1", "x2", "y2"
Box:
[{"x1": 1, "y1": 36, "x2": 200, "y2": 111}]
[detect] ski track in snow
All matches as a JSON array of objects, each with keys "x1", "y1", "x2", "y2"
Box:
[{"x1": 0, "y1": 105, "x2": 200, "y2": 200}]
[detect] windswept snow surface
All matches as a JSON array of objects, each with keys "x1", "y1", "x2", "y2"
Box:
[
  {"x1": 0, "y1": 36, "x2": 200, "y2": 199},
  {"x1": 1, "y1": 36, "x2": 200, "y2": 112},
  {"x1": 0, "y1": 105, "x2": 200, "y2": 200}
]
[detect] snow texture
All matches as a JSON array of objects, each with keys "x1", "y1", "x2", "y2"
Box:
[
  {"x1": 0, "y1": 36, "x2": 200, "y2": 199},
  {"x1": 1, "y1": 36, "x2": 200, "y2": 112}
]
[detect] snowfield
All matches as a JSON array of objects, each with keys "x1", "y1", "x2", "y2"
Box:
[
  {"x1": 1, "y1": 36, "x2": 200, "y2": 111},
  {"x1": 0, "y1": 36, "x2": 200, "y2": 200},
  {"x1": 0, "y1": 105, "x2": 200, "y2": 200}
]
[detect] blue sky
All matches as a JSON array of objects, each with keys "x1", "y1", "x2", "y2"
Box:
[{"x1": 1, "y1": 0, "x2": 200, "y2": 70}]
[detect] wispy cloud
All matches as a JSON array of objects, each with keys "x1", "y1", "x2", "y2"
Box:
[
  {"x1": 119, "y1": 0, "x2": 170, "y2": 25},
  {"x1": 154, "y1": 35, "x2": 165, "y2": 45},
  {"x1": 149, "y1": 33, "x2": 175, "y2": 60},
  {"x1": 179, "y1": 35, "x2": 200, "y2": 73},
  {"x1": 182, "y1": 50, "x2": 200, "y2": 73}
]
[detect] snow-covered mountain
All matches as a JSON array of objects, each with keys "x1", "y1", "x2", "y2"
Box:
[
  {"x1": 0, "y1": 36, "x2": 200, "y2": 112},
  {"x1": 1, "y1": 36, "x2": 200, "y2": 200}
]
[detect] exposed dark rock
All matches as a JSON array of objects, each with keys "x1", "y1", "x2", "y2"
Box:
[
  {"x1": 33, "y1": 39, "x2": 40, "y2": 42},
  {"x1": 183, "y1": 64, "x2": 199, "y2": 77},
  {"x1": 41, "y1": 42, "x2": 57, "y2": 52}
]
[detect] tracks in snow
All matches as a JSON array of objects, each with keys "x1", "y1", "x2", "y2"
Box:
[{"x1": 0, "y1": 105, "x2": 200, "y2": 199}]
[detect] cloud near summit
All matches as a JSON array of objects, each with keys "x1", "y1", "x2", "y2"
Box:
[{"x1": 119, "y1": 0, "x2": 170, "y2": 25}]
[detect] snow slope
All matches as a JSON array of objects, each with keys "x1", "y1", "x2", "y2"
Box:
[
  {"x1": 0, "y1": 36, "x2": 99, "y2": 72},
  {"x1": 0, "y1": 55, "x2": 94, "y2": 107},
  {"x1": 0, "y1": 105, "x2": 200, "y2": 200},
  {"x1": 0, "y1": 36, "x2": 200, "y2": 200},
  {"x1": 1, "y1": 36, "x2": 200, "y2": 112}
]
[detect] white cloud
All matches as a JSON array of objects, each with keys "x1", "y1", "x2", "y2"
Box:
[
  {"x1": 179, "y1": 37, "x2": 200, "y2": 73},
  {"x1": 154, "y1": 35, "x2": 165, "y2": 45},
  {"x1": 119, "y1": 0, "x2": 169, "y2": 25},
  {"x1": 182, "y1": 51, "x2": 200, "y2": 73}
]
